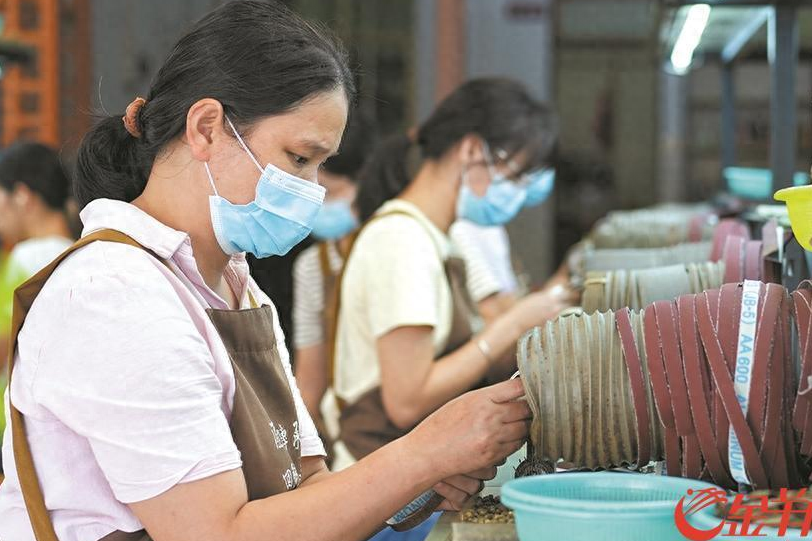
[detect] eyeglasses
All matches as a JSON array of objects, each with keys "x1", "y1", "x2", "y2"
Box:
[{"x1": 486, "y1": 143, "x2": 547, "y2": 188}]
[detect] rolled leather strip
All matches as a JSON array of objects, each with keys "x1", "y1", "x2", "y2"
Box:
[
  {"x1": 696, "y1": 290, "x2": 769, "y2": 488},
  {"x1": 615, "y1": 308, "x2": 652, "y2": 468},
  {"x1": 677, "y1": 294, "x2": 734, "y2": 486}
]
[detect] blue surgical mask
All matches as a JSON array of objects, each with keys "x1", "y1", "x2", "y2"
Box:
[
  {"x1": 205, "y1": 117, "x2": 326, "y2": 258},
  {"x1": 311, "y1": 199, "x2": 358, "y2": 240},
  {"x1": 523, "y1": 168, "x2": 556, "y2": 207},
  {"x1": 456, "y1": 142, "x2": 527, "y2": 226}
]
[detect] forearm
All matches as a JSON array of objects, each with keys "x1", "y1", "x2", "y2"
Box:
[
  {"x1": 400, "y1": 316, "x2": 524, "y2": 422},
  {"x1": 294, "y1": 344, "x2": 329, "y2": 419},
  {"x1": 231, "y1": 437, "x2": 438, "y2": 541}
]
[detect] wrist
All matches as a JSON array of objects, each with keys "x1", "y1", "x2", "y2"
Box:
[
  {"x1": 396, "y1": 429, "x2": 449, "y2": 487},
  {"x1": 475, "y1": 337, "x2": 495, "y2": 367}
]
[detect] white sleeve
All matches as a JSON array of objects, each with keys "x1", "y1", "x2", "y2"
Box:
[
  {"x1": 252, "y1": 282, "x2": 326, "y2": 458},
  {"x1": 292, "y1": 247, "x2": 326, "y2": 349},
  {"x1": 29, "y1": 265, "x2": 242, "y2": 504},
  {"x1": 450, "y1": 222, "x2": 503, "y2": 302}
]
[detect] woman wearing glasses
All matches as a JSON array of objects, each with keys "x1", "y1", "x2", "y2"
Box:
[{"x1": 332, "y1": 78, "x2": 571, "y2": 473}]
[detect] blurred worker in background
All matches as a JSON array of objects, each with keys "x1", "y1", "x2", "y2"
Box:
[
  {"x1": 292, "y1": 113, "x2": 375, "y2": 446},
  {"x1": 0, "y1": 142, "x2": 75, "y2": 470},
  {"x1": 331, "y1": 78, "x2": 573, "y2": 484},
  {"x1": 450, "y1": 167, "x2": 558, "y2": 323}
]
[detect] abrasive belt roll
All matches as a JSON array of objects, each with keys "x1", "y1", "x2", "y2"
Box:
[
  {"x1": 590, "y1": 210, "x2": 715, "y2": 249},
  {"x1": 582, "y1": 261, "x2": 725, "y2": 314},
  {"x1": 518, "y1": 281, "x2": 811, "y2": 490},
  {"x1": 582, "y1": 242, "x2": 714, "y2": 275}
]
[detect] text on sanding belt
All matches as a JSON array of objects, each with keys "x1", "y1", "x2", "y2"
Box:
[{"x1": 729, "y1": 280, "x2": 760, "y2": 486}]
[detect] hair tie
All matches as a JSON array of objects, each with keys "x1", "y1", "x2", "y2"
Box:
[{"x1": 122, "y1": 97, "x2": 147, "y2": 138}]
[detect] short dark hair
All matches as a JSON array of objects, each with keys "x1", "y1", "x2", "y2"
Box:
[
  {"x1": 355, "y1": 78, "x2": 557, "y2": 222},
  {"x1": 0, "y1": 142, "x2": 70, "y2": 210},
  {"x1": 74, "y1": 0, "x2": 355, "y2": 209}
]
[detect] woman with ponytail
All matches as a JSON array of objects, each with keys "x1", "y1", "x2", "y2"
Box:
[
  {"x1": 332, "y1": 78, "x2": 568, "y2": 471},
  {"x1": 0, "y1": 3, "x2": 530, "y2": 541}
]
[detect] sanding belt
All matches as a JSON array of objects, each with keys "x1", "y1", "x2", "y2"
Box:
[
  {"x1": 711, "y1": 219, "x2": 751, "y2": 262},
  {"x1": 721, "y1": 235, "x2": 764, "y2": 285},
  {"x1": 688, "y1": 213, "x2": 713, "y2": 243},
  {"x1": 792, "y1": 282, "x2": 812, "y2": 457},
  {"x1": 616, "y1": 282, "x2": 804, "y2": 490}
]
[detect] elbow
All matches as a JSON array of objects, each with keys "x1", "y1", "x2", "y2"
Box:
[{"x1": 383, "y1": 398, "x2": 423, "y2": 431}]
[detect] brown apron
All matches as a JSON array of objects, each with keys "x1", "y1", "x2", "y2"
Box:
[
  {"x1": 335, "y1": 211, "x2": 478, "y2": 461},
  {"x1": 2, "y1": 229, "x2": 303, "y2": 541}
]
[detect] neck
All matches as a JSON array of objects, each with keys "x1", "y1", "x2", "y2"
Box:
[
  {"x1": 399, "y1": 160, "x2": 459, "y2": 234},
  {"x1": 132, "y1": 172, "x2": 230, "y2": 293},
  {"x1": 26, "y1": 208, "x2": 71, "y2": 240}
]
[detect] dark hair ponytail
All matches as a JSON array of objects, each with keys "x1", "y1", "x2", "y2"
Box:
[
  {"x1": 75, "y1": 0, "x2": 355, "y2": 209},
  {"x1": 355, "y1": 133, "x2": 415, "y2": 222},
  {"x1": 355, "y1": 77, "x2": 557, "y2": 221}
]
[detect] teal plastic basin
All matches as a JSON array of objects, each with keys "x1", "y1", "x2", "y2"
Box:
[
  {"x1": 501, "y1": 472, "x2": 721, "y2": 541},
  {"x1": 725, "y1": 167, "x2": 809, "y2": 200}
]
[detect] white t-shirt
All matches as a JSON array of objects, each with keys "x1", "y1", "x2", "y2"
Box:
[
  {"x1": 0, "y1": 199, "x2": 323, "y2": 541},
  {"x1": 334, "y1": 200, "x2": 458, "y2": 405},
  {"x1": 293, "y1": 224, "x2": 501, "y2": 351}
]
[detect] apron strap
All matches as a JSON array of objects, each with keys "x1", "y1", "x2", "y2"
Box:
[
  {"x1": 7, "y1": 229, "x2": 163, "y2": 541},
  {"x1": 317, "y1": 242, "x2": 332, "y2": 282}
]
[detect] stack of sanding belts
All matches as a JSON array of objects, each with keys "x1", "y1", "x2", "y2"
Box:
[
  {"x1": 519, "y1": 212, "x2": 812, "y2": 490},
  {"x1": 581, "y1": 219, "x2": 763, "y2": 313}
]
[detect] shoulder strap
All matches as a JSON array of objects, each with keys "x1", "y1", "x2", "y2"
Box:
[
  {"x1": 317, "y1": 242, "x2": 332, "y2": 282},
  {"x1": 7, "y1": 229, "x2": 164, "y2": 541}
]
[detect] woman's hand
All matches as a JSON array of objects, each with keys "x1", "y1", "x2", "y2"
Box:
[
  {"x1": 509, "y1": 285, "x2": 575, "y2": 331},
  {"x1": 434, "y1": 466, "x2": 499, "y2": 510},
  {"x1": 405, "y1": 379, "x2": 530, "y2": 482}
]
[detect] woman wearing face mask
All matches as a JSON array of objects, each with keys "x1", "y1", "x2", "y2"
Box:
[
  {"x1": 450, "y1": 167, "x2": 560, "y2": 323},
  {"x1": 0, "y1": 3, "x2": 532, "y2": 541},
  {"x1": 332, "y1": 78, "x2": 569, "y2": 473},
  {"x1": 293, "y1": 118, "x2": 510, "y2": 454}
]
